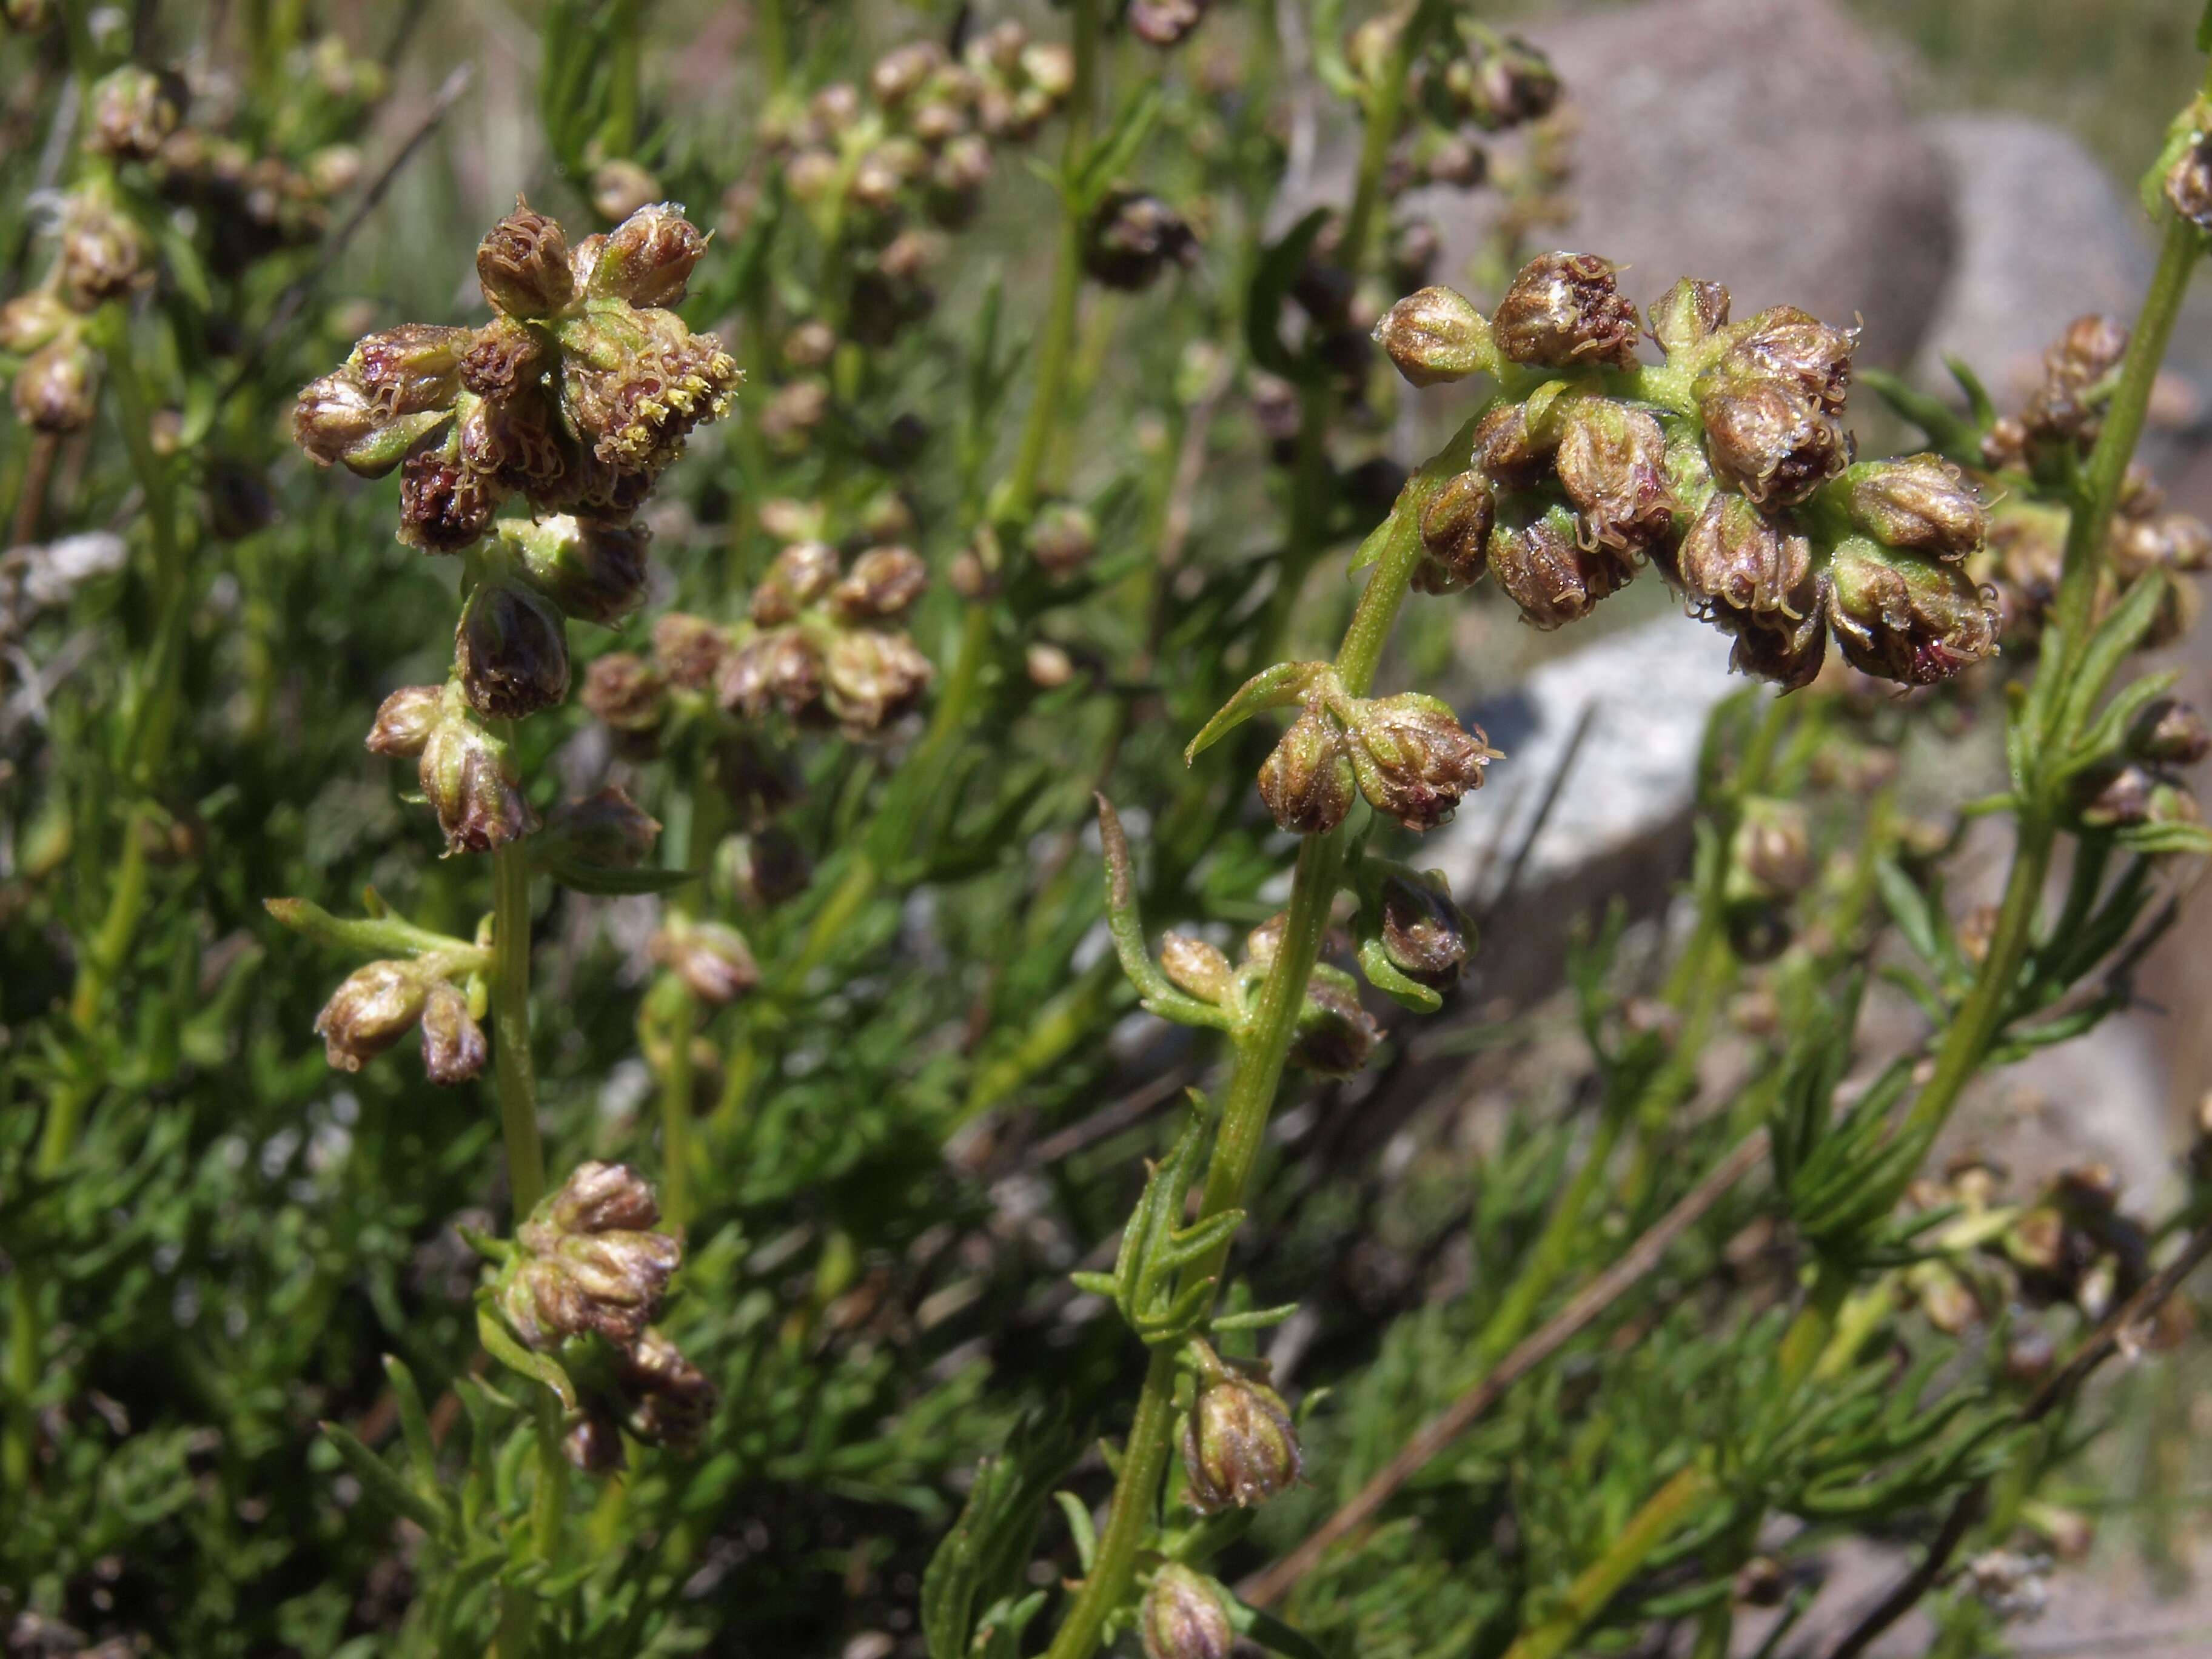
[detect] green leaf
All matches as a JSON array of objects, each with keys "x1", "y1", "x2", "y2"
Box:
[
  {"x1": 1093, "y1": 796, "x2": 1222, "y2": 1022},
  {"x1": 920, "y1": 1413, "x2": 1079, "y2": 1659},
  {"x1": 475, "y1": 1308, "x2": 577, "y2": 1411},
  {"x1": 321, "y1": 1422, "x2": 447, "y2": 1535},
  {"x1": 1226, "y1": 1598, "x2": 1331, "y2": 1659},
  {"x1": 1942, "y1": 354, "x2": 1998, "y2": 430},
  {"x1": 1054, "y1": 1491, "x2": 1099, "y2": 1574},
  {"x1": 1072, "y1": 85, "x2": 1164, "y2": 212},
  {"x1": 1357, "y1": 936, "x2": 1443, "y2": 1012},
  {"x1": 1184, "y1": 662, "x2": 1328, "y2": 764},
  {"x1": 1858, "y1": 367, "x2": 1984, "y2": 466},
  {"x1": 2199, "y1": 1, "x2": 2212, "y2": 53},
  {"x1": 2054, "y1": 572, "x2": 2172, "y2": 746},
  {"x1": 383, "y1": 1355, "x2": 440, "y2": 1503}
]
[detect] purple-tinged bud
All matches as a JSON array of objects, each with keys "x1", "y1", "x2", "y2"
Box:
[
  {"x1": 589, "y1": 201, "x2": 708, "y2": 307},
  {"x1": 59, "y1": 195, "x2": 148, "y2": 306},
  {"x1": 398, "y1": 448, "x2": 501, "y2": 552},
  {"x1": 830, "y1": 546, "x2": 928, "y2": 622},
  {"x1": 563, "y1": 1412, "x2": 626, "y2": 1475},
  {"x1": 651, "y1": 918, "x2": 760, "y2": 1004},
  {"x1": 1379, "y1": 867, "x2": 1472, "y2": 988},
  {"x1": 1258, "y1": 706, "x2": 1356, "y2": 835},
  {"x1": 1827, "y1": 538, "x2": 2000, "y2": 686},
  {"x1": 502, "y1": 1162, "x2": 680, "y2": 1348},
  {"x1": 508, "y1": 514, "x2": 651, "y2": 626},
  {"x1": 419, "y1": 980, "x2": 488, "y2": 1085},
  {"x1": 1732, "y1": 799, "x2": 1814, "y2": 897},
  {"x1": 1717, "y1": 585, "x2": 1831, "y2": 691},
  {"x1": 1373, "y1": 285, "x2": 1494, "y2": 387},
  {"x1": 652, "y1": 612, "x2": 730, "y2": 692},
  {"x1": 290, "y1": 373, "x2": 418, "y2": 477},
  {"x1": 12, "y1": 340, "x2": 96, "y2": 432},
  {"x1": 366, "y1": 685, "x2": 444, "y2": 758},
  {"x1": 1647, "y1": 278, "x2": 1731, "y2": 361},
  {"x1": 1673, "y1": 494, "x2": 1814, "y2": 616},
  {"x1": 1471, "y1": 401, "x2": 1557, "y2": 491},
  {"x1": 420, "y1": 708, "x2": 538, "y2": 855},
  {"x1": 735, "y1": 825, "x2": 813, "y2": 908},
  {"x1": 1140, "y1": 1566, "x2": 1232, "y2": 1659},
  {"x1": 588, "y1": 159, "x2": 660, "y2": 226},
  {"x1": 1492, "y1": 252, "x2": 1640, "y2": 370},
  {"x1": 718, "y1": 629, "x2": 824, "y2": 719},
  {"x1": 1489, "y1": 505, "x2": 1632, "y2": 629},
  {"x1": 2072, "y1": 763, "x2": 2153, "y2": 829},
  {"x1": 870, "y1": 39, "x2": 947, "y2": 104},
  {"x1": 581, "y1": 652, "x2": 667, "y2": 734},
  {"x1": 1715, "y1": 306, "x2": 1857, "y2": 416},
  {"x1": 1347, "y1": 693, "x2": 1498, "y2": 831},
  {"x1": 537, "y1": 786, "x2": 662, "y2": 871},
  {"x1": 477, "y1": 199, "x2": 574, "y2": 320},
  {"x1": 1842, "y1": 455, "x2": 1986, "y2": 558},
  {"x1": 1030, "y1": 504, "x2": 1100, "y2": 577},
  {"x1": 1413, "y1": 469, "x2": 1496, "y2": 594},
  {"x1": 314, "y1": 960, "x2": 429, "y2": 1071},
  {"x1": 750, "y1": 539, "x2": 842, "y2": 626},
  {"x1": 823, "y1": 628, "x2": 934, "y2": 732},
  {"x1": 0, "y1": 291, "x2": 70, "y2": 354},
  {"x1": 456, "y1": 578, "x2": 571, "y2": 719},
  {"x1": 1084, "y1": 190, "x2": 1199, "y2": 291},
  {"x1": 2129, "y1": 699, "x2": 2211, "y2": 767},
  {"x1": 1698, "y1": 379, "x2": 1847, "y2": 507},
  {"x1": 1130, "y1": 0, "x2": 1208, "y2": 47},
  {"x1": 354, "y1": 322, "x2": 471, "y2": 416},
  {"x1": 1159, "y1": 933, "x2": 1236, "y2": 1004},
  {"x1": 1182, "y1": 1359, "x2": 1302, "y2": 1512},
  {"x1": 2167, "y1": 132, "x2": 2212, "y2": 230},
  {"x1": 87, "y1": 66, "x2": 186, "y2": 160},
  {"x1": 619, "y1": 1327, "x2": 716, "y2": 1451},
  {"x1": 1555, "y1": 397, "x2": 1675, "y2": 554},
  {"x1": 1456, "y1": 32, "x2": 1560, "y2": 131}
]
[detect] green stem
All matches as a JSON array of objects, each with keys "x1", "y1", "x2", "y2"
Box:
[
  {"x1": 1502, "y1": 1465, "x2": 1717, "y2": 1659},
  {"x1": 4, "y1": 1272, "x2": 38, "y2": 1496},
  {"x1": 491, "y1": 833, "x2": 546, "y2": 1218},
  {"x1": 757, "y1": 0, "x2": 788, "y2": 95}
]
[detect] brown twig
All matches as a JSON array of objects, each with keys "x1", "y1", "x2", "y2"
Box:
[
  {"x1": 1822, "y1": 1218, "x2": 2212, "y2": 1659},
  {"x1": 1239, "y1": 1125, "x2": 1771, "y2": 1608}
]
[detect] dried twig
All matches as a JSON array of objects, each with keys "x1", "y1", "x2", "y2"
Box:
[
  {"x1": 1240, "y1": 1125, "x2": 1771, "y2": 1607},
  {"x1": 1822, "y1": 1218, "x2": 2212, "y2": 1659}
]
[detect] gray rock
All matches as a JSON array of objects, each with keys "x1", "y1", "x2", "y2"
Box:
[
  {"x1": 1419, "y1": 0, "x2": 1955, "y2": 367},
  {"x1": 1911, "y1": 113, "x2": 2155, "y2": 407}
]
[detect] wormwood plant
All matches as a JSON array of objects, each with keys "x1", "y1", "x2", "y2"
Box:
[{"x1": 7, "y1": 2, "x2": 2212, "y2": 1657}]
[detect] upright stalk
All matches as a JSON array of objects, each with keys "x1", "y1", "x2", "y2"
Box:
[
  {"x1": 1500, "y1": 1465, "x2": 1717, "y2": 1659},
  {"x1": 491, "y1": 831, "x2": 546, "y2": 1218}
]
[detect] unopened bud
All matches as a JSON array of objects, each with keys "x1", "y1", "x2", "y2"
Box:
[
  {"x1": 1491, "y1": 252, "x2": 1640, "y2": 370},
  {"x1": 537, "y1": 786, "x2": 661, "y2": 871},
  {"x1": 501, "y1": 1162, "x2": 680, "y2": 1347},
  {"x1": 314, "y1": 961, "x2": 429, "y2": 1071},
  {"x1": 12, "y1": 340, "x2": 96, "y2": 432},
  {"x1": 508, "y1": 514, "x2": 652, "y2": 626},
  {"x1": 2129, "y1": 698, "x2": 2211, "y2": 766},
  {"x1": 1347, "y1": 693, "x2": 1497, "y2": 831},
  {"x1": 477, "y1": 198, "x2": 574, "y2": 319},
  {"x1": 1489, "y1": 506, "x2": 1632, "y2": 629},
  {"x1": 1698, "y1": 380, "x2": 1847, "y2": 507},
  {"x1": 619, "y1": 1326, "x2": 716, "y2": 1450},
  {"x1": 830, "y1": 546, "x2": 928, "y2": 622},
  {"x1": 749, "y1": 540, "x2": 840, "y2": 626},
  {"x1": 1555, "y1": 397, "x2": 1675, "y2": 554},
  {"x1": 0, "y1": 291, "x2": 70, "y2": 354},
  {"x1": 1472, "y1": 401, "x2": 1558, "y2": 491},
  {"x1": 1842, "y1": 455, "x2": 1986, "y2": 558},
  {"x1": 823, "y1": 628, "x2": 934, "y2": 732},
  {"x1": 366, "y1": 685, "x2": 444, "y2": 758},
  {"x1": 652, "y1": 918, "x2": 760, "y2": 1005},
  {"x1": 1025, "y1": 640, "x2": 1075, "y2": 688},
  {"x1": 87, "y1": 65, "x2": 185, "y2": 159},
  {"x1": 2076, "y1": 763, "x2": 2154, "y2": 829},
  {"x1": 1828, "y1": 539, "x2": 2000, "y2": 686},
  {"x1": 652, "y1": 612, "x2": 730, "y2": 691},
  {"x1": 398, "y1": 448, "x2": 500, "y2": 552},
  {"x1": 456, "y1": 578, "x2": 571, "y2": 719},
  {"x1": 1672, "y1": 492, "x2": 1815, "y2": 618},
  {"x1": 734, "y1": 825, "x2": 813, "y2": 907},
  {"x1": 1084, "y1": 190, "x2": 1199, "y2": 291},
  {"x1": 1373, "y1": 286, "x2": 1493, "y2": 387},
  {"x1": 1258, "y1": 706, "x2": 1356, "y2": 834},
  {"x1": 563, "y1": 1412, "x2": 626, "y2": 1475},
  {"x1": 1159, "y1": 933, "x2": 1235, "y2": 1004},
  {"x1": 1647, "y1": 278, "x2": 1731, "y2": 360},
  {"x1": 1414, "y1": 469, "x2": 1496, "y2": 592},
  {"x1": 1717, "y1": 306, "x2": 1857, "y2": 415},
  {"x1": 420, "y1": 710, "x2": 538, "y2": 854},
  {"x1": 1378, "y1": 867, "x2": 1472, "y2": 988},
  {"x1": 1140, "y1": 1565, "x2": 1232, "y2": 1659},
  {"x1": 1732, "y1": 799, "x2": 1814, "y2": 897},
  {"x1": 588, "y1": 159, "x2": 660, "y2": 226},
  {"x1": 1129, "y1": 0, "x2": 1209, "y2": 48},
  {"x1": 589, "y1": 201, "x2": 706, "y2": 307},
  {"x1": 419, "y1": 980, "x2": 489, "y2": 1085},
  {"x1": 59, "y1": 195, "x2": 147, "y2": 305},
  {"x1": 2167, "y1": 131, "x2": 2212, "y2": 231},
  {"x1": 719, "y1": 629, "x2": 825, "y2": 719},
  {"x1": 1182, "y1": 1356, "x2": 1302, "y2": 1511},
  {"x1": 581, "y1": 652, "x2": 667, "y2": 733},
  {"x1": 1456, "y1": 32, "x2": 1560, "y2": 130},
  {"x1": 1030, "y1": 504, "x2": 1100, "y2": 577}
]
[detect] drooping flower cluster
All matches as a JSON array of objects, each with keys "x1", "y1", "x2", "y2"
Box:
[
  {"x1": 1375, "y1": 252, "x2": 2002, "y2": 689},
  {"x1": 494, "y1": 1162, "x2": 716, "y2": 1469}
]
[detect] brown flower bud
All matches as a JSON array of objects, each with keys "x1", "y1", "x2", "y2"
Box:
[
  {"x1": 1378, "y1": 868, "x2": 1472, "y2": 989},
  {"x1": 477, "y1": 198, "x2": 574, "y2": 319},
  {"x1": 652, "y1": 612, "x2": 730, "y2": 691},
  {"x1": 588, "y1": 159, "x2": 660, "y2": 226},
  {"x1": 1455, "y1": 32, "x2": 1560, "y2": 131},
  {"x1": 87, "y1": 65, "x2": 186, "y2": 160},
  {"x1": 2075, "y1": 762, "x2": 2154, "y2": 828},
  {"x1": 829, "y1": 546, "x2": 928, "y2": 622},
  {"x1": 2167, "y1": 132, "x2": 2212, "y2": 230},
  {"x1": 1347, "y1": 692, "x2": 1498, "y2": 830},
  {"x1": 1182, "y1": 1359, "x2": 1302, "y2": 1511},
  {"x1": 619, "y1": 1327, "x2": 716, "y2": 1451},
  {"x1": 1697, "y1": 378, "x2": 1847, "y2": 507},
  {"x1": 871, "y1": 39, "x2": 947, "y2": 104},
  {"x1": 717, "y1": 629, "x2": 823, "y2": 719},
  {"x1": 1491, "y1": 252, "x2": 1640, "y2": 370},
  {"x1": 0, "y1": 291, "x2": 70, "y2": 354},
  {"x1": 1647, "y1": 278, "x2": 1731, "y2": 360},
  {"x1": 1258, "y1": 706, "x2": 1357, "y2": 835},
  {"x1": 589, "y1": 201, "x2": 708, "y2": 308},
  {"x1": 1842, "y1": 455, "x2": 1986, "y2": 558},
  {"x1": 314, "y1": 960, "x2": 429, "y2": 1071},
  {"x1": 419, "y1": 708, "x2": 538, "y2": 854},
  {"x1": 1140, "y1": 1566, "x2": 1232, "y2": 1659},
  {"x1": 456, "y1": 578, "x2": 571, "y2": 719},
  {"x1": 290, "y1": 372, "x2": 417, "y2": 477},
  {"x1": 501, "y1": 1162, "x2": 680, "y2": 1348},
  {"x1": 750, "y1": 539, "x2": 842, "y2": 625},
  {"x1": 1413, "y1": 468, "x2": 1496, "y2": 592},
  {"x1": 1720, "y1": 588, "x2": 1831, "y2": 691},
  {"x1": 1731, "y1": 799, "x2": 1814, "y2": 897},
  {"x1": 1489, "y1": 506, "x2": 1631, "y2": 629},
  {"x1": 1373, "y1": 285, "x2": 1495, "y2": 387},
  {"x1": 2024, "y1": 315, "x2": 2128, "y2": 446},
  {"x1": 1470, "y1": 401, "x2": 1556, "y2": 491},
  {"x1": 508, "y1": 514, "x2": 652, "y2": 626},
  {"x1": 1555, "y1": 397, "x2": 1675, "y2": 554},
  {"x1": 563, "y1": 1412, "x2": 626, "y2": 1475},
  {"x1": 1084, "y1": 190, "x2": 1199, "y2": 291},
  {"x1": 1159, "y1": 933, "x2": 1236, "y2": 1004},
  {"x1": 1673, "y1": 493, "x2": 1815, "y2": 617},
  {"x1": 419, "y1": 980, "x2": 489, "y2": 1085},
  {"x1": 581, "y1": 652, "x2": 667, "y2": 734},
  {"x1": 735, "y1": 825, "x2": 813, "y2": 908},
  {"x1": 651, "y1": 917, "x2": 760, "y2": 1005},
  {"x1": 1030, "y1": 504, "x2": 1100, "y2": 577},
  {"x1": 1715, "y1": 306, "x2": 1857, "y2": 416},
  {"x1": 398, "y1": 447, "x2": 501, "y2": 552},
  {"x1": 1130, "y1": 0, "x2": 1208, "y2": 47},
  {"x1": 2129, "y1": 699, "x2": 2211, "y2": 767},
  {"x1": 823, "y1": 628, "x2": 934, "y2": 732},
  {"x1": 366, "y1": 685, "x2": 444, "y2": 758},
  {"x1": 537, "y1": 786, "x2": 662, "y2": 871},
  {"x1": 12, "y1": 340, "x2": 96, "y2": 432},
  {"x1": 1827, "y1": 538, "x2": 2000, "y2": 686},
  {"x1": 59, "y1": 195, "x2": 148, "y2": 305}
]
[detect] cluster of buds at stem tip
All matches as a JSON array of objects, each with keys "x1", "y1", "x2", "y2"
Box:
[
  {"x1": 1374, "y1": 255, "x2": 2000, "y2": 689},
  {"x1": 1179, "y1": 1342, "x2": 1302, "y2": 1513},
  {"x1": 1145, "y1": 907, "x2": 1385, "y2": 1078},
  {"x1": 292, "y1": 928, "x2": 491, "y2": 1084}
]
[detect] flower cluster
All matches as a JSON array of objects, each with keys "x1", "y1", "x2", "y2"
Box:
[
  {"x1": 312, "y1": 950, "x2": 491, "y2": 1083},
  {"x1": 1155, "y1": 914, "x2": 1384, "y2": 1078},
  {"x1": 1376, "y1": 252, "x2": 2003, "y2": 689},
  {"x1": 494, "y1": 1162, "x2": 716, "y2": 1469}
]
